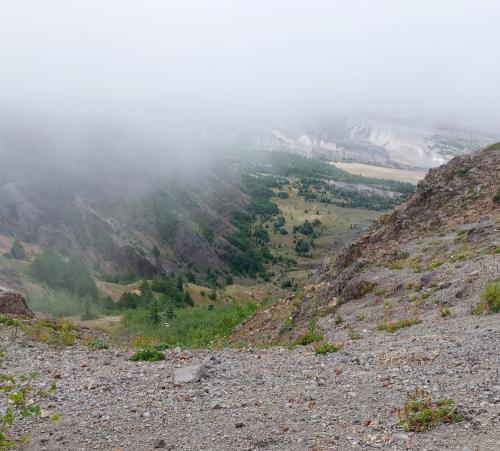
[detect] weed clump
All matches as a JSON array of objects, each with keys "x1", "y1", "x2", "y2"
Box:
[
  {"x1": 293, "y1": 331, "x2": 323, "y2": 346},
  {"x1": 314, "y1": 342, "x2": 339, "y2": 355},
  {"x1": 376, "y1": 318, "x2": 420, "y2": 333},
  {"x1": 439, "y1": 306, "x2": 451, "y2": 318},
  {"x1": 128, "y1": 348, "x2": 165, "y2": 362},
  {"x1": 88, "y1": 338, "x2": 109, "y2": 350},
  {"x1": 0, "y1": 316, "x2": 20, "y2": 327},
  {"x1": 397, "y1": 388, "x2": 463, "y2": 432},
  {"x1": 472, "y1": 279, "x2": 500, "y2": 314}
]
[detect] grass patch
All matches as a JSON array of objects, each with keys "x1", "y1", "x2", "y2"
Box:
[
  {"x1": 293, "y1": 331, "x2": 323, "y2": 346},
  {"x1": 0, "y1": 315, "x2": 20, "y2": 326},
  {"x1": 427, "y1": 259, "x2": 445, "y2": 270},
  {"x1": 472, "y1": 279, "x2": 500, "y2": 314},
  {"x1": 128, "y1": 349, "x2": 165, "y2": 362},
  {"x1": 87, "y1": 338, "x2": 109, "y2": 350},
  {"x1": 22, "y1": 319, "x2": 77, "y2": 346},
  {"x1": 398, "y1": 388, "x2": 463, "y2": 432},
  {"x1": 117, "y1": 299, "x2": 265, "y2": 348},
  {"x1": 439, "y1": 306, "x2": 452, "y2": 318},
  {"x1": 314, "y1": 342, "x2": 340, "y2": 354},
  {"x1": 376, "y1": 318, "x2": 420, "y2": 333}
]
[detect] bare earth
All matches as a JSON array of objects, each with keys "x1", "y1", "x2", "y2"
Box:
[{"x1": 2, "y1": 305, "x2": 499, "y2": 451}]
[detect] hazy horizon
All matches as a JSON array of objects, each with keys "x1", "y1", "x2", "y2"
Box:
[{"x1": 1, "y1": 1, "x2": 499, "y2": 133}]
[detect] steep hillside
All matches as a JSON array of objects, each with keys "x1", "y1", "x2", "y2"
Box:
[{"x1": 232, "y1": 142, "x2": 500, "y2": 344}]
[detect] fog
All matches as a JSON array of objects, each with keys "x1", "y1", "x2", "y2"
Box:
[{"x1": 1, "y1": 0, "x2": 499, "y2": 133}]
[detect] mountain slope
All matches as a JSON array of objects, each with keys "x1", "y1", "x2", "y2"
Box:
[{"x1": 232, "y1": 142, "x2": 500, "y2": 343}]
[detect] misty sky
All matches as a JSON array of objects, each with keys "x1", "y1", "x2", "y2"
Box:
[{"x1": 1, "y1": 1, "x2": 499, "y2": 130}]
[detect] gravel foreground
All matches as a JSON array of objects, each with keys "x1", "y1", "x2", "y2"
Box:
[{"x1": 2, "y1": 312, "x2": 499, "y2": 451}]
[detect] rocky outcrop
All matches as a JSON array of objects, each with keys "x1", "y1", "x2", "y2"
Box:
[
  {"x1": 321, "y1": 142, "x2": 500, "y2": 280},
  {"x1": 0, "y1": 288, "x2": 33, "y2": 317}
]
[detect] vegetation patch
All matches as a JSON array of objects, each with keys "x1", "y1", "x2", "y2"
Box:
[
  {"x1": 128, "y1": 349, "x2": 165, "y2": 362},
  {"x1": 314, "y1": 342, "x2": 340, "y2": 354},
  {"x1": 472, "y1": 279, "x2": 500, "y2": 314},
  {"x1": 439, "y1": 306, "x2": 452, "y2": 318},
  {"x1": 397, "y1": 389, "x2": 463, "y2": 432},
  {"x1": 117, "y1": 299, "x2": 265, "y2": 348},
  {"x1": 87, "y1": 338, "x2": 109, "y2": 350},
  {"x1": 376, "y1": 318, "x2": 420, "y2": 333},
  {"x1": 0, "y1": 315, "x2": 20, "y2": 327},
  {"x1": 293, "y1": 331, "x2": 323, "y2": 346},
  {"x1": 0, "y1": 351, "x2": 59, "y2": 448}
]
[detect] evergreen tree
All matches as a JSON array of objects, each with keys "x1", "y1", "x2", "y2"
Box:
[
  {"x1": 9, "y1": 240, "x2": 27, "y2": 260},
  {"x1": 148, "y1": 299, "x2": 161, "y2": 325}
]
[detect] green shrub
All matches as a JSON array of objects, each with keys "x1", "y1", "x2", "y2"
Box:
[
  {"x1": 128, "y1": 349, "x2": 165, "y2": 362},
  {"x1": 397, "y1": 389, "x2": 463, "y2": 432},
  {"x1": 88, "y1": 338, "x2": 109, "y2": 350},
  {"x1": 377, "y1": 318, "x2": 420, "y2": 332},
  {"x1": 293, "y1": 331, "x2": 323, "y2": 346},
  {"x1": 439, "y1": 306, "x2": 451, "y2": 318},
  {"x1": 0, "y1": 316, "x2": 20, "y2": 326},
  {"x1": 314, "y1": 343, "x2": 339, "y2": 354},
  {"x1": 472, "y1": 279, "x2": 500, "y2": 314}
]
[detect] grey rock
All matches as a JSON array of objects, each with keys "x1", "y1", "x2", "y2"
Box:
[{"x1": 173, "y1": 364, "x2": 208, "y2": 384}]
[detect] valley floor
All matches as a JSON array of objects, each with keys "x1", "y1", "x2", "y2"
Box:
[{"x1": 3, "y1": 308, "x2": 499, "y2": 451}]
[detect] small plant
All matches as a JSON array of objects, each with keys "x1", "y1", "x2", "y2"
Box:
[
  {"x1": 293, "y1": 331, "x2": 323, "y2": 346},
  {"x1": 439, "y1": 306, "x2": 451, "y2": 318},
  {"x1": 374, "y1": 288, "x2": 387, "y2": 297},
  {"x1": 383, "y1": 300, "x2": 393, "y2": 309},
  {"x1": 0, "y1": 316, "x2": 20, "y2": 327},
  {"x1": 428, "y1": 259, "x2": 444, "y2": 270},
  {"x1": 128, "y1": 348, "x2": 165, "y2": 362},
  {"x1": 199, "y1": 290, "x2": 206, "y2": 297},
  {"x1": 397, "y1": 388, "x2": 463, "y2": 432},
  {"x1": 279, "y1": 316, "x2": 292, "y2": 335},
  {"x1": 472, "y1": 279, "x2": 500, "y2": 314},
  {"x1": 0, "y1": 352, "x2": 58, "y2": 448},
  {"x1": 334, "y1": 313, "x2": 344, "y2": 325},
  {"x1": 314, "y1": 342, "x2": 339, "y2": 355},
  {"x1": 88, "y1": 338, "x2": 109, "y2": 350},
  {"x1": 376, "y1": 318, "x2": 420, "y2": 333}
]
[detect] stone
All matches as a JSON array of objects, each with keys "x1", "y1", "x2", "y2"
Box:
[
  {"x1": 154, "y1": 439, "x2": 166, "y2": 448},
  {"x1": 173, "y1": 364, "x2": 208, "y2": 384},
  {"x1": 392, "y1": 433, "x2": 409, "y2": 444},
  {"x1": 0, "y1": 288, "x2": 33, "y2": 317}
]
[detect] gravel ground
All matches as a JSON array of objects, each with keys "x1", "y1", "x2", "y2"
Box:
[{"x1": 2, "y1": 309, "x2": 499, "y2": 451}]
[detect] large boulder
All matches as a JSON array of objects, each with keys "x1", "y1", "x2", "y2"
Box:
[{"x1": 0, "y1": 288, "x2": 33, "y2": 317}]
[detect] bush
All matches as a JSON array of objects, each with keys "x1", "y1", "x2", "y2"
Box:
[
  {"x1": 472, "y1": 279, "x2": 500, "y2": 314},
  {"x1": 88, "y1": 338, "x2": 109, "y2": 350},
  {"x1": 293, "y1": 331, "x2": 323, "y2": 346},
  {"x1": 314, "y1": 343, "x2": 339, "y2": 354},
  {"x1": 397, "y1": 389, "x2": 463, "y2": 432},
  {"x1": 128, "y1": 349, "x2": 165, "y2": 362}
]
